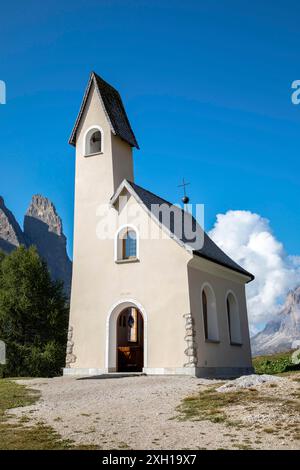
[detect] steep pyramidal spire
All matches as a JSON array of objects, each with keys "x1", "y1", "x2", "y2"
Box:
[
  {"x1": 0, "y1": 196, "x2": 25, "y2": 253},
  {"x1": 24, "y1": 195, "x2": 72, "y2": 295},
  {"x1": 69, "y1": 71, "x2": 139, "y2": 149}
]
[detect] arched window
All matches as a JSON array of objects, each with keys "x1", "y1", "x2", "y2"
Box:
[
  {"x1": 227, "y1": 293, "x2": 242, "y2": 345},
  {"x1": 122, "y1": 229, "x2": 136, "y2": 259},
  {"x1": 85, "y1": 127, "x2": 102, "y2": 155},
  {"x1": 116, "y1": 227, "x2": 138, "y2": 261},
  {"x1": 202, "y1": 290, "x2": 208, "y2": 339},
  {"x1": 201, "y1": 285, "x2": 219, "y2": 342}
]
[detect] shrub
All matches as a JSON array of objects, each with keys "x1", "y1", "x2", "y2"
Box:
[{"x1": 253, "y1": 350, "x2": 300, "y2": 375}]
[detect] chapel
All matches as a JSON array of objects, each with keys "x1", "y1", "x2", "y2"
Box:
[{"x1": 64, "y1": 72, "x2": 254, "y2": 378}]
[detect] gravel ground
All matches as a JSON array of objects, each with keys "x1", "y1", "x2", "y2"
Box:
[{"x1": 8, "y1": 374, "x2": 300, "y2": 450}]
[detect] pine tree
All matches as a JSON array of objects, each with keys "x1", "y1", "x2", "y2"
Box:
[{"x1": 0, "y1": 246, "x2": 69, "y2": 377}]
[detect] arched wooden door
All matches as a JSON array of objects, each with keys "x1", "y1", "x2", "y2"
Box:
[{"x1": 116, "y1": 307, "x2": 144, "y2": 372}]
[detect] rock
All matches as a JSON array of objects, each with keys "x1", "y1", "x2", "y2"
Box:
[
  {"x1": 251, "y1": 286, "x2": 300, "y2": 356},
  {"x1": 184, "y1": 346, "x2": 196, "y2": 357},
  {"x1": 216, "y1": 374, "x2": 284, "y2": 392},
  {"x1": 24, "y1": 195, "x2": 72, "y2": 296},
  {"x1": 66, "y1": 353, "x2": 76, "y2": 367},
  {"x1": 67, "y1": 326, "x2": 73, "y2": 341},
  {"x1": 0, "y1": 340, "x2": 6, "y2": 365},
  {"x1": 292, "y1": 348, "x2": 300, "y2": 365},
  {"x1": 0, "y1": 196, "x2": 25, "y2": 252},
  {"x1": 185, "y1": 328, "x2": 194, "y2": 337},
  {"x1": 0, "y1": 194, "x2": 72, "y2": 296}
]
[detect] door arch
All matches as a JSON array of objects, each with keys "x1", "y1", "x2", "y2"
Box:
[{"x1": 105, "y1": 300, "x2": 148, "y2": 372}]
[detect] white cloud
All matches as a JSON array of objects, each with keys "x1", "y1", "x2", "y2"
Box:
[{"x1": 208, "y1": 210, "x2": 300, "y2": 333}]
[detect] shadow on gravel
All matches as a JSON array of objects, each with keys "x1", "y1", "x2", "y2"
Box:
[{"x1": 76, "y1": 373, "x2": 146, "y2": 380}]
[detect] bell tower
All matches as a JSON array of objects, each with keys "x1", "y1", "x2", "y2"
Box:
[
  {"x1": 69, "y1": 72, "x2": 139, "y2": 204},
  {"x1": 66, "y1": 73, "x2": 139, "y2": 371}
]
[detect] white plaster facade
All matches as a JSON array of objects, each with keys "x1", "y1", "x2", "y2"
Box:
[{"x1": 64, "y1": 73, "x2": 254, "y2": 378}]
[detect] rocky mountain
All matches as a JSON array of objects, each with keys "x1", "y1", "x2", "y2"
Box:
[
  {"x1": 251, "y1": 286, "x2": 300, "y2": 356},
  {"x1": 0, "y1": 195, "x2": 72, "y2": 295},
  {"x1": 0, "y1": 197, "x2": 25, "y2": 252}
]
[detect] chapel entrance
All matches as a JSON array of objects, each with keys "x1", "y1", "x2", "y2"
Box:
[{"x1": 116, "y1": 307, "x2": 144, "y2": 372}]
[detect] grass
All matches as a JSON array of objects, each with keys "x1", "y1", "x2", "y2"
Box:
[
  {"x1": 253, "y1": 350, "x2": 300, "y2": 375},
  {"x1": 176, "y1": 374, "x2": 300, "y2": 447},
  {"x1": 0, "y1": 379, "x2": 99, "y2": 450},
  {"x1": 233, "y1": 443, "x2": 253, "y2": 450},
  {"x1": 176, "y1": 384, "x2": 300, "y2": 428},
  {"x1": 176, "y1": 386, "x2": 264, "y2": 425}
]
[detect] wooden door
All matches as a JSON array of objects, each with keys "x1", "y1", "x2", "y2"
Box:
[{"x1": 117, "y1": 308, "x2": 144, "y2": 372}]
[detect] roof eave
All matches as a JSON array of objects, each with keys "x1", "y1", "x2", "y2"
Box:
[
  {"x1": 111, "y1": 181, "x2": 254, "y2": 283},
  {"x1": 193, "y1": 250, "x2": 255, "y2": 283},
  {"x1": 68, "y1": 72, "x2": 94, "y2": 147},
  {"x1": 110, "y1": 179, "x2": 132, "y2": 207},
  {"x1": 110, "y1": 180, "x2": 193, "y2": 255}
]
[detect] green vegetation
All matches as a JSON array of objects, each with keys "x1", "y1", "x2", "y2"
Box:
[
  {"x1": 0, "y1": 246, "x2": 69, "y2": 378},
  {"x1": 0, "y1": 379, "x2": 99, "y2": 449},
  {"x1": 176, "y1": 386, "x2": 265, "y2": 425},
  {"x1": 176, "y1": 353, "x2": 300, "y2": 426},
  {"x1": 176, "y1": 383, "x2": 300, "y2": 442},
  {"x1": 0, "y1": 379, "x2": 69, "y2": 449},
  {"x1": 253, "y1": 350, "x2": 300, "y2": 375}
]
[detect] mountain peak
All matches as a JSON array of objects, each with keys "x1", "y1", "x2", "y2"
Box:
[
  {"x1": 0, "y1": 195, "x2": 72, "y2": 295},
  {"x1": 285, "y1": 287, "x2": 300, "y2": 307},
  {"x1": 26, "y1": 194, "x2": 63, "y2": 237},
  {"x1": 251, "y1": 285, "x2": 300, "y2": 356}
]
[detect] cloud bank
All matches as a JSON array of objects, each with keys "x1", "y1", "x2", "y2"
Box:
[{"x1": 208, "y1": 210, "x2": 300, "y2": 333}]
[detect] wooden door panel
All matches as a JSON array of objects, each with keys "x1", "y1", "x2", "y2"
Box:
[{"x1": 118, "y1": 346, "x2": 143, "y2": 372}]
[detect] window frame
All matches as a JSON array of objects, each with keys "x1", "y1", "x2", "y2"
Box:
[
  {"x1": 201, "y1": 283, "x2": 220, "y2": 343},
  {"x1": 122, "y1": 229, "x2": 137, "y2": 260},
  {"x1": 202, "y1": 290, "x2": 208, "y2": 340},
  {"x1": 226, "y1": 291, "x2": 242, "y2": 346},
  {"x1": 115, "y1": 225, "x2": 139, "y2": 263},
  {"x1": 83, "y1": 125, "x2": 104, "y2": 157}
]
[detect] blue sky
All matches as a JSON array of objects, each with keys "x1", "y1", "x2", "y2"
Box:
[{"x1": 0, "y1": 0, "x2": 299, "y2": 260}]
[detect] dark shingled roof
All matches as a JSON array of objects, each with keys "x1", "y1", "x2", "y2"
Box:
[
  {"x1": 127, "y1": 181, "x2": 254, "y2": 281},
  {"x1": 69, "y1": 72, "x2": 139, "y2": 149}
]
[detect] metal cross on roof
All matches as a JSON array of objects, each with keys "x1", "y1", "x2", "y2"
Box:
[{"x1": 178, "y1": 178, "x2": 190, "y2": 204}]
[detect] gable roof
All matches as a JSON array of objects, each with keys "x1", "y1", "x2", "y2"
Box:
[
  {"x1": 111, "y1": 180, "x2": 254, "y2": 282},
  {"x1": 69, "y1": 72, "x2": 139, "y2": 149}
]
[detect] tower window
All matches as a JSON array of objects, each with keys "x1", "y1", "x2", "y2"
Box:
[{"x1": 85, "y1": 127, "x2": 102, "y2": 156}]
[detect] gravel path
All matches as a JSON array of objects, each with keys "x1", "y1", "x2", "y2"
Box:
[{"x1": 9, "y1": 374, "x2": 300, "y2": 450}]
